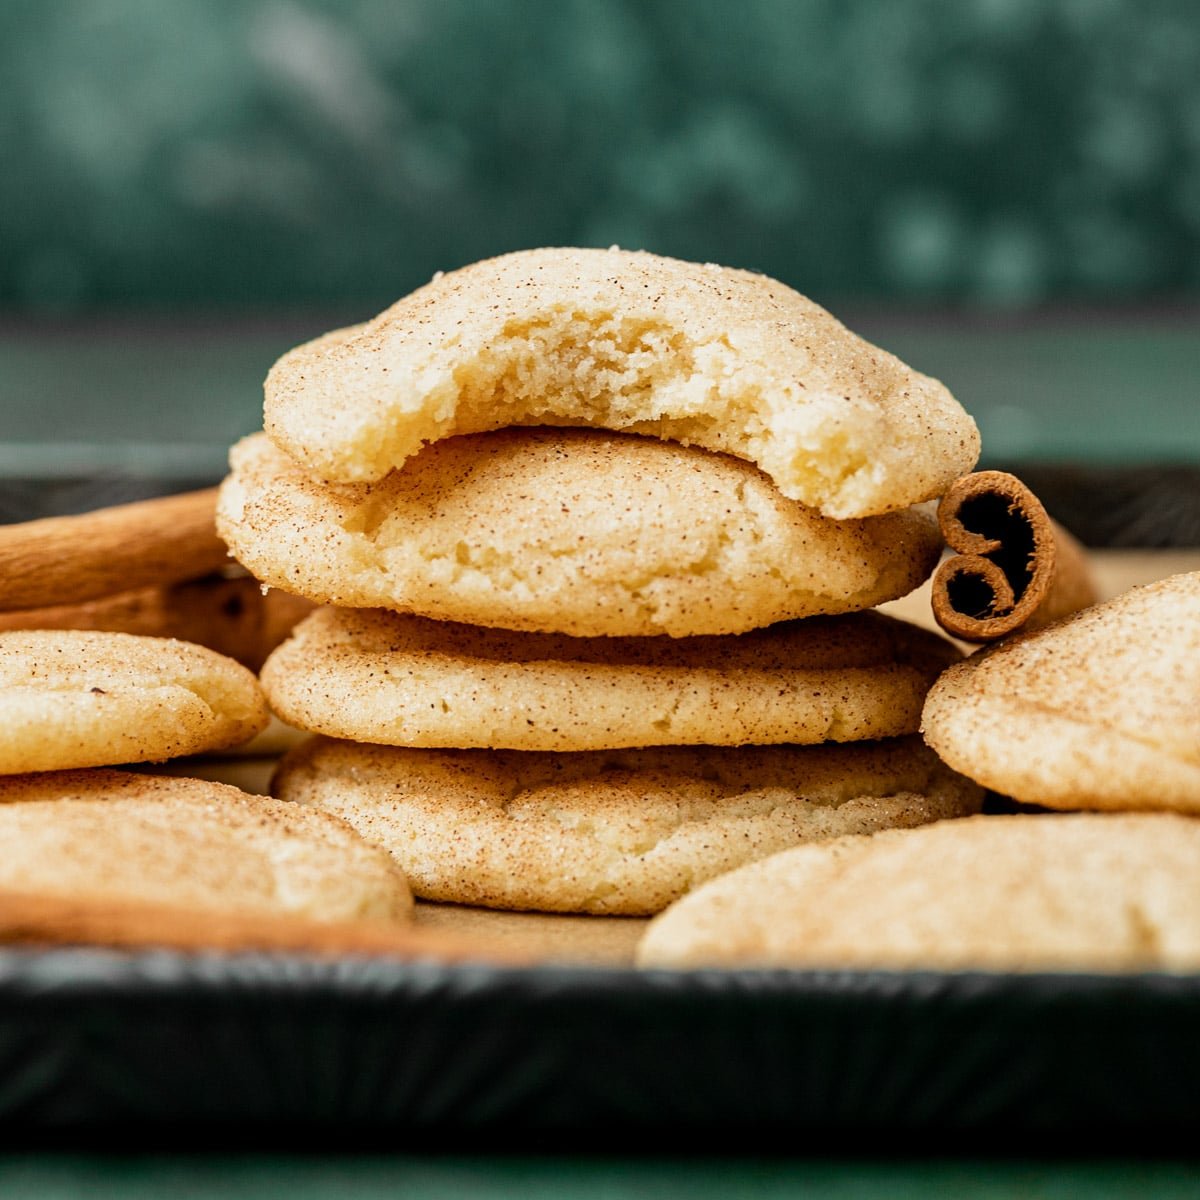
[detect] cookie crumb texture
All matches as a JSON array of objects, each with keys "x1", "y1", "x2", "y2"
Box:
[
  {"x1": 0, "y1": 769, "x2": 412, "y2": 923},
  {"x1": 273, "y1": 735, "x2": 982, "y2": 915},
  {"x1": 263, "y1": 248, "x2": 979, "y2": 519},
  {"x1": 220, "y1": 429, "x2": 942, "y2": 637},
  {"x1": 0, "y1": 630, "x2": 269, "y2": 773}
]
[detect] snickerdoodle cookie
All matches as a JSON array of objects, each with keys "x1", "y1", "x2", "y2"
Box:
[
  {"x1": 0, "y1": 630, "x2": 269, "y2": 772},
  {"x1": 922, "y1": 572, "x2": 1200, "y2": 812},
  {"x1": 263, "y1": 247, "x2": 978, "y2": 519},
  {"x1": 637, "y1": 813, "x2": 1200, "y2": 971},
  {"x1": 0, "y1": 768, "x2": 411, "y2": 923},
  {"x1": 220, "y1": 428, "x2": 942, "y2": 637},
  {"x1": 272, "y1": 735, "x2": 982, "y2": 915},
  {"x1": 261, "y1": 607, "x2": 958, "y2": 751}
]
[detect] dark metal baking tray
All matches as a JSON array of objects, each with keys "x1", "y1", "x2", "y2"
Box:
[{"x1": 3, "y1": 948, "x2": 1199, "y2": 1151}]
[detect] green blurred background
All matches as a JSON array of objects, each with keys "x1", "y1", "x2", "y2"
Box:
[
  {"x1": 6, "y1": 0, "x2": 1200, "y2": 312},
  {"x1": 1, "y1": 0, "x2": 1198, "y2": 501}
]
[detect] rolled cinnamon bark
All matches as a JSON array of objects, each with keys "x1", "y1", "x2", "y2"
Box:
[
  {"x1": 0, "y1": 890, "x2": 527, "y2": 963},
  {"x1": 931, "y1": 470, "x2": 1096, "y2": 643},
  {"x1": 0, "y1": 488, "x2": 228, "y2": 612}
]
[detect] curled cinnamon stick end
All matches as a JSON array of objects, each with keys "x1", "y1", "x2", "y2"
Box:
[
  {"x1": 932, "y1": 470, "x2": 1096, "y2": 643},
  {"x1": 0, "y1": 890, "x2": 528, "y2": 964}
]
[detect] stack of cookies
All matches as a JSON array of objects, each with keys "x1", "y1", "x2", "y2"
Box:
[{"x1": 219, "y1": 247, "x2": 988, "y2": 917}]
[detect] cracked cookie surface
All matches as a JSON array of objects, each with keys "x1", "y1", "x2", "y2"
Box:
[
  {"x1": 922, "y1": 571, "x2": 1200, "y2": 812},
  {"x1": 638, "y1": 813, "x2": 1200, "y2": 970},
  {"x1": 261, "y1": 607, "x2": 959, "y2": 751},
  {"x1": 219, "y1": 428, "x2": 942, "y2": 638},
  {"x1": 271, "y1": 735, "x2": 982, "y2": 915},
  {"x1": 0, "y1": 629, "x2": 269, "y2": 772},
  {"x1": 0, "y1": 768, "x2": 411, "y2": 923}
]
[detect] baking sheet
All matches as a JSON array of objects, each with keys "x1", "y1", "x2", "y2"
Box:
[{"x1": 3, "y1": 948, "x2": 1200, "y2": 1149}]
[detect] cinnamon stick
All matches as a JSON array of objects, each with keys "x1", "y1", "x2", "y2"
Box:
[
  {"x1": 931, "y1": 470, "x2": 1096, "y2": 643},
  {"x1": 0, "y1": 890, "x2": 528, "y2": 964},
  {"x1": 0, "y1": 573, "x2": 313, "y2": 670},
  {"x1": 0, "y1": 488, "x2": 229, "y2": 612}
]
